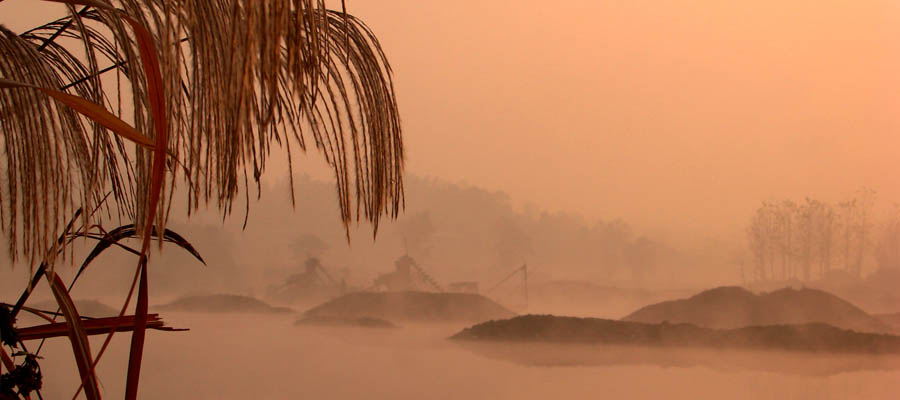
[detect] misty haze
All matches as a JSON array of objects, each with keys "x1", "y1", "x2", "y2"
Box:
[{"x1": 0, "y1": 1, "x2": 898, "y2": 400}]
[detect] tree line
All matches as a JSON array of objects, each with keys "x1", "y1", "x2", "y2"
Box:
[{"x1": 745, "y1": 189, "x2": 899, "y2": 282}]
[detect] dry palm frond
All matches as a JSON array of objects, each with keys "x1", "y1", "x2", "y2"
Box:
[
  {"x1": 0, "y1": 0, "x2": 404, "y2": 263},
  {"x1": 0, "y1": 24, "x2": 100, "y2": 266},
  {"x1": 46, "y1": 271, "x2": 102, "y2": 400}
]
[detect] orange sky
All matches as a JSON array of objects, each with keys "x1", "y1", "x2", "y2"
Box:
[
  {"x1": 2, "y1": 0, "x2": 898, "y2": 240},
  {"x1": 335, "y1": 0, "x2": 900, "y2": 239}
]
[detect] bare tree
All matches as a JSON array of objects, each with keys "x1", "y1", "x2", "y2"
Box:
[
  {"x1": 814, "y1": 201, "x2": 836, "y2": 279},
  {"x1": 875, "y1": 205, "x2": 900, "y2": 271},
  {"x1": 746, "y1": 190, "x2": 883, "y2": 283},
  {"x1": 747, "y1": 202, "x2": 778, "y2": 281},
  {"x1": 795, "y1": 198, "x2": 815, "y2": 281},
  {"x1": 834, "y1": 189, "x2": 876, "y2": 278},
  {"x1": 852, "y1": 188, "x2": 876, "y2": 277},
  {"x1": 774, "y1": 200, "x2": 796, "y2": 280}
]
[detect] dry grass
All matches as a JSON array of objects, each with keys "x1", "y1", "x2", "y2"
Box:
[{"x1": 0, "y1": 0, "x2": 404, "y2": 265}]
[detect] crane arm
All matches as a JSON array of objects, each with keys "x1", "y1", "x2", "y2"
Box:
[{"x1": 487, "y1": 264, "x2": 526, "y2": 294}]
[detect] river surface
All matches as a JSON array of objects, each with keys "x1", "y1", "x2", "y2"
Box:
[{"x1": 31, "y1": 312, "x2": 900, "y2": 399}]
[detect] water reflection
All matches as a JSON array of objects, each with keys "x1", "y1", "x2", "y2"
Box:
[{"x1": 30, "y1": 313, "x2": 900, "y2": 399}]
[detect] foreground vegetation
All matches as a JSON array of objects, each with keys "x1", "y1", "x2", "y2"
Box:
[{"x1": 1, "y1": 0, "x2": 404, "y2": 398}]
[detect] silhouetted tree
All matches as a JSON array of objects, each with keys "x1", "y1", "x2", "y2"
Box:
[
  {"x1": 747, "y1": 189, "x2": 882, "y2": 283},
  {"x1": 397, "y1": 211, "x2": 436, "y2": 260},
  {"x1": 875, "y1": 205, "x2": 900, "y2": 271}
]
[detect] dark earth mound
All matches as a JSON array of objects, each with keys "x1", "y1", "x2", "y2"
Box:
[
  {"x1": 622, "y1": 286, "x2": 893, "y2": 333},
  {"x1": 303, "y1": 291, "x2": 514, "y2": 323},
  {"x1": 294, "y1": 315, "x2": 398, "y2": 329},
  {"x1": 455, "y1": 340, "x2": 900, "y2": 376},
  {"x1": 452, "y1": 314, "x2": 900, "y2": 354},
  {"x1": 158, "y1": 294, "x2": 294, "y2": 313}
]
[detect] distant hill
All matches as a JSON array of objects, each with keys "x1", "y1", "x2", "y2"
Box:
[
  {"x1": 30, "y1": 299, "x2": 118, "y2": 318},
  {"x1": 452, "y1": 314, "x2": 900, "y2": 354},
  {"x1": 303, "y1": 291, "x2": 514, "y2": 323},
  {"x1": 157, "y1": 294, "x2": 293, "y2": 313},
  {"x1": 622, "y1": 286, "x2": 893, "y2": 334}
]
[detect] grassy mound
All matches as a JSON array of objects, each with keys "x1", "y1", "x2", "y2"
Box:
[
  {"x1": 158, "y1": 294, "x2": 294, "y2": 314},
  {"x1": 452, "y1": 314, "x2": 900, "y2": 354},
  {"x1": 622, "y1": 286, "x2": 892, "y2": 333},
  {"x1": 303, "y1": 291, "x2": 514, "y2": 323},
  {"x1": 294, "y1": 315, "x2": 398, "y2": 329}
]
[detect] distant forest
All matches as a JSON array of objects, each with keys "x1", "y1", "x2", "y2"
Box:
[
  {"x1": 6, "y1": 176, "x2": 895, "y2": 301},
  {"x1": 121, "y1": 175, "x2": 723, "y2": 297}
]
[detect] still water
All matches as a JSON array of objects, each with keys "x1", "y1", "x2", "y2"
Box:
[{"x1": 32, "y1": 312, "x2": 900, "y2": 399}]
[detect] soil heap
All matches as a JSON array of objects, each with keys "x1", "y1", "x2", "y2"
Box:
[
  {"x1": 158, "y1": 294, "x2": 293, "y2": 313},
  {"x1": 303, "y1": 291, "x2": 514, "y2": 323},
  {"x1": 452, "y1": 314, "x2": 900, "y2": 354},
  {"x1": 622, "y1": 286, "x2": 892, "y2": 334}
]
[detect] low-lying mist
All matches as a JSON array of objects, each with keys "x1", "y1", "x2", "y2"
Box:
[
  {"x1": 3, "y1": 175, "x2": 899, "y2": 400},
  {"x1": 0, "y1": 174, "x2": 743, "y2": 303},
  {"x1": 29, "y1": 312, "x2": 900, "y2": 400}
]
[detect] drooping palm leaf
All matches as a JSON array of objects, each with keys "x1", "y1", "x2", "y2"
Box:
[
  {"x1": 70, "y1": 224, "x2": 204, "y2": 287},
  {"x1": 112, "y1": 10, "x2": 169, "y2": 399},
  {"x1": 45, "y1": 271, "x2": 101, "y2": 400},
  {"x1": 0, "y1": 78, "x2": 155, "y2": 149},
  {"x1": 11, "y1": 208, "x2": 82, "y2": 320},
  {"x1": 0, "y1": 0, "x2": 404, "y2": 265},
  {"x1": 1, "y1": 2, "x2": 404, "y2": 399},
  {"x1": 0, "y1": 24, "x2": 100, "y2": 266},
  {"x1": 76, "y1": 225, "x2": 204, "y2": 272}
]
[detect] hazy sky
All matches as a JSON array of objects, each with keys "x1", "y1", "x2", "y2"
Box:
[
  {"x1": 2, "y1": 0, "x2": 898, "y2": 239},
  {"x1": 332, "y1": 0, "x2": 900, "y2": 237}
]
